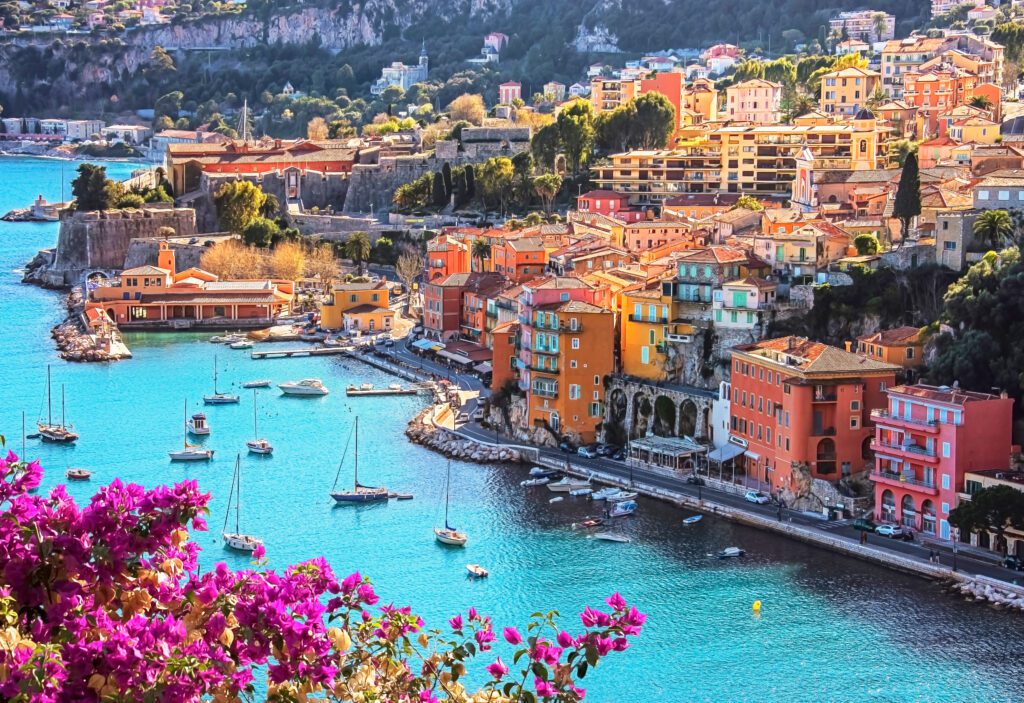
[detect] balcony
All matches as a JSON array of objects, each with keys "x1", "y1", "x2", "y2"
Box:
[
  {"x1": 870, "y1": 440, "x2": 939, "y2": 464},
  {"x1": 870, "y1": 470, "x2": 939, "y2": 495},
  {"x1": 628, "y1": 314, "x2": 668, "y2": 324},
  {"x1": 870, "y1": 409, "x2": 940, "y2": 433},
  {"x1": 532, "y1": 386, "x2": 558, "y2": 399},
  {"x1": 811, "y1": 427, "x2": 837, "y2": 437},
  {"x1": 665, "y1": 332, "x2": 693, "y2": 343},
  {"x1": 812, "y1": 391, "x2": 837, "y2": 403}
]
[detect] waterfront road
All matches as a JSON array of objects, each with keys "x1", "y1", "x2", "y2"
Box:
[{"x1": 375, "y1": 337, "x2": 1023, "y2": 585}]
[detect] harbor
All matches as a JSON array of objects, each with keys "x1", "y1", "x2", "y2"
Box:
[{"x1": 4, "y1": 157, "x2": 1024, "y2": 701}]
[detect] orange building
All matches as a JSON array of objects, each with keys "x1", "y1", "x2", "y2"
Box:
[
  {"x1": 491, "y1": 236, "x2": 548, "y2": 283},
  {"x1": 621, "y1": 220, "x2": 693, "y2": 252},
  {"x1": 639, "y1": 71, "x2": 684, "y2": 126},
  {"x1": 490, "y1": 321, "x2": 520, "y2": 392},
  {"x1": 459, "y1": 274, "x2": 508, "y2": 347},
  {"x1": 820, "y1": 67, "x2": 881, "y2": 117},
  {"x1": 426, "y1": 232, "x2": 473, "y2": 281},
  {"x1": 87, "y1": 243, "x2": 292, "y2": 329},
  {"x1": 903, "y1": 64, "x2": 981, "y2": 137},
  {"x1": 320, "y1": 279, "x2": 394, "y2": 332},
  {"x1": 729, "y1": 337, "x2": 899, "y2": 492},
  {"x1": 524, "y1": 300, "x2": 615, "y2": 444},
  {"x1": 846, "y1": 326, "x2": 925, "y2": 369}
]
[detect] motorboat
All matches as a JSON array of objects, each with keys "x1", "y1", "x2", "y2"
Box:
[
  {"x1": 549, "y1": 497, "x2": 564, "y2": 503},
  {"x1": 210, "y1": 334, "x2": 242, "y2": 344},
  {"x1": 229, "y1": 339, "x2": 254, "y2": 350},
  {"x1": 330, "y1": 417, "x2": 389, "y2": 504},
  {"x1": 204, "y1": 356, "x2": 240, "y2": 405},
  {"x1": 170, "y1": 400, "x2": 214, "y2": 462},
  {"x1": 521, "y1": 477, "x2": 550, "y2": 487},
  {"x1": 547, "y1": 476, "x2": 591, "y2": 493},
  {"x1": 245, "y1": 389, "x2": 273, "y2": 455},
  {"x1": 37, "y1": 366, "x2": 78, "y2": 444},
  {"x1": 434, "y1": 461, "x2": 467, "y2": 546},
  {"x1": 279, "y1": 379, "x2": 329, "y2": 396},
  {"x1": 529, "y1": 466, "x2": 554, "y2": 477},
  {"x1": 607, "y1": 500, "x2": 637, "y2": 518},
  {"x1": 323, "y1": 336, "x2": 345, "y2": 348},
  {"x1": 591, "y1": 487, "x2": 621, "y2": 501},
  {"x1": 187, "y1": 412, "x2": 210, "y2": 436},
  {"x1": 466, "y1": 564, "x2": 489, "y2": 578},
  {"x1": 606, "y1": 491, "x2": 638, "y2": 503},
  {"x1": 388, "y1": 383, "x2": 402, "y2": 391},
  {"x1": 222, "y1": 455, "x2": 263, "y2": 553},
  {"x1": 242, "y1": 380, "x2": 272, "y2": 389},
  {"x1": 65, "y1": 468, "x2": 91, "y2": 481},
  {"x1": 361, "y1": 383, "x2": 374, "y2": 391},
  {"x1": 573, "y1": 517, "x2": 605, "y2": 529},
  {"x1": 716, "y1": 547, "x2": 745, "y2": 559},
  {"x1": 682, "y1": 515, "x2": 704, "y2": 525},
  {"x1": 592, "y1": 532, "x2": 631, "y2": 543},
  {"x1": 570, "y1": 487, "x2": 593, "y2": 497}
]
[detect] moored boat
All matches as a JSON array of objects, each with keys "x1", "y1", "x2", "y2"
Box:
[
  {"x1": 606, "y1": 490, "x2": 638, "y2": 503},
  {"x1": 187, "y1": 412, "x2": 210, "y2": 436},
  {"x1": 229, "y1": 339, "x2": 254, "y2": 350},
  {"x1": 570, "y1": 487, "x2": 593, "y2": 497},
  {"x1": 242, "y1": 380, "x2": 272, "y2": 389},
  {"x1": 222, "y1": 455, "x2": 263, "y2": 553},
  {"x1": 204, "y1": 356, "x2": 240, "y2": 405},
  {"x1": 716, "y1": 547, "x2": 745, "y2": 559},
  {"x1": 682, "y1": 515, "x2": 703, "y2": 525},
  {"x1": 520, "y1": 477, "x2": 549, "y2": 487},
  {"x1": 330, "y1": 418, "x2": 389, "y2": 503},
  {"x1": 592, "y1": 532, "x2": 631, "y2": 543},
  {"x1": 65, "y1": 468, "x2": 91, "y2": 481},
  {"x1": 466, "y1": 564, "x2": 489, "y2": 578},
  {"x1": 37, "y1": 366, "x2": 78, "y2": 444},
  {"x1": 170, "y1": 399, "x2": 214, "y2": 462},
  {"x1": 547, "y1": 476, "x2": 591, "y2": 493},
  {"x1": 591, "y1": 487, "x2": 620, "y2": 501},
  {"x1": 279, "y1": 378, "x2": 329, "y2": 396},
  {"x1": 434, "y1": 460, "x2": 468, "y2": 546},
  {"x1": 607, "y1": 500, "x2": 637, "y2": 518},
  {"x1": 245, "y1": 388, "x2": 273, "y2": 455}
]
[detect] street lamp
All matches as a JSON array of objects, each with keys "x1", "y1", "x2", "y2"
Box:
[{"x1": 952, "y1": 527, "x2": 959, "y2": 572}]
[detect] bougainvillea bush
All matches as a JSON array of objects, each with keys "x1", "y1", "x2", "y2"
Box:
[{"x1": 0, "y1": 450, "x2": 644, "y2": 702}]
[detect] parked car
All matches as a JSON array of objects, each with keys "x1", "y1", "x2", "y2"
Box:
[
  {"x1": 471, "y1": 408, "x2": 485, "y2": 421},
  {"x1": 685, "y1": 474, "x2": 705, "y2": 486},
  {"x1": 611, "y1": 449, "x2": 626, "y2": 461},
  {"x1": 559, "y1": 441, "x2": 574, "y2": 453},
  {"x1": 596, "y1": 443, "x2": 614, "y2": 457},
  {"x1": 744, "y1": 490, "x2": 770, "y2": 505},
  {"x1": 852, "y1": 518, "x2": 877, "y2": 532},
  {"x1": 875, "y1": 524, "x2": 903, "y2": 538},
  {"x1": 384, "y1": 339, "x2": 395, "y2": 348},
  {"x1": 1004, "y1": 555, "x2": 1024, "y2": 571},
  {"x1": 577, "y1": 445, "x2": 599, "y2": 459},
  {"x1": 455, "y1": 412, "x2": 469, "y2": 424}
]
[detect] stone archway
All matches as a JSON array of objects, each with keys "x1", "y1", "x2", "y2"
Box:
[
  {"x1": 605, "y1": 388, "x2": 628, "y2": 446},
  {"x1": 653, "y1": 395, "x2": 676, "y2": 437},
  {"x1": 633, "y1": 393, "x2": 653, "y2": 437},
  {"x1": 678, "y1": 400, "x2": 698, "y2": 438}
]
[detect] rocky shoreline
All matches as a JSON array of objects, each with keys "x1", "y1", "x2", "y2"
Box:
[
  {"x1": 947, "y1": 577, "x2": 1024, "y2": 612},
  {"x1": 406, "y1": 406, "x2": 525, "y2": 464},
  {"x1": 51, "y1": 290, "x2": 132, "y2": 362}
]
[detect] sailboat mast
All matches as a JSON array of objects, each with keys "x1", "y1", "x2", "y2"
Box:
[
  {"x1": 353, "y1": 417, "x2": 359, "y2": 490},
  {"x1": 444, "y1": 460, "x2": 451, "y2": 527},
  {"x1": 61, "y1": 385, "x2": 66, "y2": 429},
  {"x1": 213, "y1": 356, "x2": 218, "y2": 394},
  {"x1": 235, "y1": 457, "x2": 241, "y2": 534},
  {"x1": 252, "y1": 388, "x2": 258, "y2": 438},
  {"x1": 183, "y1": 398, "x2": 188, "y2": 448},
  {"x1": 21, "y1": 411, "x2": 26, "y2": 459},
  {"x1": 47, "y1": 366, "x2": 52, "y2": 426},
  {"x1": 223, "y1": 459, "x2": 236, "y2": 533}
]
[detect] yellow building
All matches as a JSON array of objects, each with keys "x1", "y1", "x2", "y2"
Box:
[
  {"x1": 819, "y1": 67, "x2": 881, "y2": 117},
  {"x1": 620, "y1": 286, "x2": 672, "y2": 380},
  {"x1": 320, "y1": 280, "x2": 394, "y2": 332},
  {"x1": 949, "y1": 116, "x2": 999, "y2": 144},
  {"x1": 590, "y1": 77, "x2": 640, "y2": 112}
]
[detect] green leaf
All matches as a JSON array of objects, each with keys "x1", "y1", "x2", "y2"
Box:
[
  {"x1": 531, "y1": 662, "x2": 548, "y2": 680},
  {"x1": 576, "y1": 661, "x2": 588, "y2": 679}
]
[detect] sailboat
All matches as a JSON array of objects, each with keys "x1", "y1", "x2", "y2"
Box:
[
  {"x1": 222, "y1": 454, "x2": 262, "y2": 552},
  {"x1": 37, "y1": 366, "x2": 78, "y2": 443},
  {"x1": 434, "y1": 461, "x2": 467, "y2": 546},
  {"x1": 330, "y1": 417, "x2": 389, "y2": 504},
  {"x1": 245, "y1": 388, "x2": 273, "y2": 455},
  {"x1": 169, "y1": 399, "x2": 214, "y2": 461},
  {"x1": 204, "y1": 355, "x2": 239, "y2": 405}
]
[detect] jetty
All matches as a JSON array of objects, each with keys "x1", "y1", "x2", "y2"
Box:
[
  {"x1": 346, "y1": 385, "x2": 427, "y2": 397},
  {"x1": 250, "y1": 346, "x2": 351, "y2": 359}
]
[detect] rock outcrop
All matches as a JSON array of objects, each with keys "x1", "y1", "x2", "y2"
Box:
[{"x1": 406, "y1": 407, "x2": 524, "y2": 464}]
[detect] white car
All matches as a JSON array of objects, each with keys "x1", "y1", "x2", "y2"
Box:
[
  {"x1": 875, "y1": 524, "x2": 903, "y2": 538},
  {"x1": 577, "y1": 446, "x2": 599, "y2": 458},
  {"x1": 744, "y1": 490, "x2": 770, "y2": 505}
]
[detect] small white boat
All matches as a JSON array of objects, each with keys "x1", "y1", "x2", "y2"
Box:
[
  {"x1": 360, "y1": 383, "x2": 374, "y2": 391},
  {"x1": 66, "y1": 468, "x2": 92, "y2": 481},
  {"x1": 223, "y1": 455, "x2": 263, "y2": 553},
  {"x1": 209, "y1": 334, "x2": 237, "y2": 343},
  {"x1": 608, "y1": 500, "x2": 637, "y2": 518},
  {"x1": 242, "y1": 380, "x2": 272, "y2": 389},
  {"x1": 682, "y1": 515, "x2": 703, "y2": 525},
  {"x1": 170, "y1": 400, "x2": 214, "y2": 461},
  {"x1": 279, "y1": 379, "x2": 329, "y2": 396},
  {"x1": 591, "y1": 487, "x2": 620, "y2": 501},
  {"x1": 187, "y1": 412, "x2": 210, "y2": 436},
  {"x1": 549, "y1": 496, "x2": 564, "y2": 503},
  {"x1": 323, "y1": 337, "x2": 345, "y2": 348},
  {"x1": 547, "y1": 477, "x2": 591, "y2": 493},
  {"x1": 246, "y1": 438, "x2": 273, "y2": 455},
  {"x1": 592, "y1": 532, "x2": 631, "y2": 543},
  {"x1": 716, "y1": 547, "x2": 745, "y2": 559},
  {"x1": 229, "y1": 339, "x2": 254, "y2": 350},
  {"x1": 606, "y1": 491, "x2": 638, "y2": 503},
  {"x1": 521, "y1": 477, "x2": 550, "y2": 487},
  {"x1": 529, "y1": 466, "x2": 555, "y2": 477},
  {"x1": 434, "y1": 462, "x2": 467, "y2": 546},
  {"x1": 466, "y1": 564, "x2": 489, "y2": 578},
  {"x1": 204, "y1": 356, "x2": 239, "y2": 405},
  {"x1": 388, "y1": 383, "x2": 402, "y2": 391},
  {"x1": 570, "y1": 487, "x2": 593, "y2": 497}
]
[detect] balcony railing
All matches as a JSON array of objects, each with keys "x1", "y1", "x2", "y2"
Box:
[
  {"x1": 811, "y1": 427, "x2": 836, "y2": 437},
  {"x1": 812, "y1": 392, "x2": 838, "y2": 402},
  {"x1": 871, "y1": 470, "x2": 937, "y2": 491},
  {"x1": 627, "y1": 314, "x2": 668, "y2": 324},
  {"x1": 532, "y1": 386, "x2": 558, "y2": 398},
  {"x1": 870, "y1": 409, "x2": 940, "y2": 432}
]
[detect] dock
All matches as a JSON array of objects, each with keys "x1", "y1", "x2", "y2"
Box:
[
  {"x1": 346, "y1": 387, "x2": 421, "y2": 396},
  {"x1": 250, "y1": 346, "x2": 351, "y2": 359}
]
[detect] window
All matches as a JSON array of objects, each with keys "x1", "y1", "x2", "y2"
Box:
[
  {"x1": 572, "y1": 338, "x2": 580, "y2": 349},
  {"x1": 588, "y1": 402, "x2": 602, "y2": 417},
  {"x1": 977, "y1": 190, "x2": 989, "y2": 200},
  {"x1": 766, "y1": 428, "x2": 772, "y2": 443},
  {"x1": 593, "y1": 391, "x2": 600, "y2": 400},
  {"x1": 851, "y1": 400, "x2": 860, "y2": 411},
  {"x1": 850, "y1": 416, "x2": 859, "y2": 429},
  {"x1": 570, "y1": 360, "x2": 577, "y2": 369},
  {"x1": 641, "y1": 346, "x2": 649, "y2": 364},
  {"x1": 999, "y1": 190, "x2": 1010, "y2": 201},
  {"x1": 943, "y1": 241, "x2": 956, "y2": 250},
  {"x1": 906, "y1": 347, "x2": 915, "y2": 359},
  {"x1": 941, "y1": 502, "x2": 949, "y2": 515},
  {"x1": 942, "y1": 474, "x2": 951, "y2": 490},
  {"x1": 569, "y1": 384, "x2": 580, "y2": 400}
]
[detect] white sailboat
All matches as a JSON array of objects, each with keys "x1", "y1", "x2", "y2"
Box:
[
  {"x1": 245, "y1": 388, "x2": 273, "y2": 455},
  {"x1": 169, "y1": 400, "x2": 214, "y2": 461},
  {"x1": 434, "y1": 461, "x2": 467, "y2": 546},
  {"x1": 329, "y1": 418, "x2": 389, "y2": 503},
  {"x1": 37, "y1": 366, "x2": 78, "y2": 444},
  {"x1": 204, "y1": 355, "x2": 239, "y2": 405},
  {"x1": 222, "y1": 454, "x2": 262, "y2": 552}
]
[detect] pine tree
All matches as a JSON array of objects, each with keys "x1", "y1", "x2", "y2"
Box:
[
  {"x1": 441, "y1": 162, "x2": 453, "y2": 199},
  {"x1": 893, "y1": 152, "x2": 921, "y2": 248},
  {"x1": 465, "y1": 165, "x2": 476, "y2": 200},
  {"x1": 432, "y1": 172, "x2": 447, "y2": 207}
]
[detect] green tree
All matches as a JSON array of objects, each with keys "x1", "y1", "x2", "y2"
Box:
[
  {"x1": 241, "y1": 217, "x2": 280, "y2": 248},
  {"x1": 524, "y1": 212, "x2": 543, "y2": 226},
  {"x1": 465, "y1": 164, "x2": 476, "y2": 200},
  {"x1": 890, "y1": 139, "x2": 918, "y2": 167},
  {"x1": 344, "y1": 231, "x2": 372, "y2": 275},
  {"x1": 533, "y1": 172, "x2": 562, "y2": 215},
  {"x1": 452, "y1": 167, "x2": 469, "y2": 208},
  {"x1": 431, "y1": 171, "x2": 447, "y2": 207},
  {"x1": 973, "y1": 209, "x2": 1015, "y2": 250},
  {"x1": 631, "y1": 92, "x2": 676, "y2": 150},
  {"x1": 531, "y1": 123, "x2": 561, "y2": 171},
  {"x1": 949, "y1": 485, "x2": 1024, "y2": 554},
  {"x1": 732, "y1": 194, "x2": 764, "y2": 211},
  {"x1": 970, "y1": 94, "x2": 994, "y2": 110},
  {"x1": 556, "y1": 100, "x2": 595, "y2": 176},
  {"x1": 853, "y1": 233, "x2": 880, "y2": 256},
  {"x1": 214, "y1": 180, "x2": 267, "y2": 234},
  {"x1": 441, "y1": 162, "x2": 453, "y2": 199},
  {"x1": 477, "y1": 157, "x2": 515, "y2": 212},
  {"x1": 511, "y1": 150, "x2": 535, "y2": 209},
  {"x1": 471, "y1": 238, "x2": 491, "y2": 272},
  {"x1": 594, "y1": 105, "x2": 635, "y2": 153},
  {"x1": 893, "y1": 152, "x2": 921, "y2": 247},
  {"x1": 70, "y1": 164, "x2": 111, "y2": 211}
]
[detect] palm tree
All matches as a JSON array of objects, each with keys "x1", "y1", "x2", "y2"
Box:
[
  {"x1": 471, "y1": 238, "x2": 491, "y2": 272},
  {"x1": 344, "y1": 231, "x2": 372, "y2": 275},
  {"x1": 871, "y1": 12, "x2": 888, "y2": 42},
  {"x1": 972, "y1": 209, "x2": 1015, "y2": 250},
  {"x1": 970, "y1": 94, "x2": 994, "y2": 111}
]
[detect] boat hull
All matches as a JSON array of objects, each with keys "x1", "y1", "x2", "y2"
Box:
[
  {"x1": 242, "y1": 381, "x2": 272, "y2": 389},
  {"x1": 331, "y1": 490, "x2": 389, "y2": 503},
  {"x1": 434, "y1": 528, "x2": 468, "y2": 546},
  {"x1": 204, "y1": 395, "x2": 239, "y2": 405},
  {"x1": 223, "y1": 532, "x2": 262, "y2": 552},
  {"x1": 169, "y1": 450, "x2": 214, "y2": 461},
  {"x1": 187, "y1": 424, "x2": 210, "y2": 436},
  {"x1": 246, "y1": 440, "x2": 273, "y2": 455},
  {"x1": 38, "y1": 427, "x2": 79, "y2": 443}
]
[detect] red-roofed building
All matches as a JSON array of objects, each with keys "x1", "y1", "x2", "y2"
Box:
[
  {"x1": 871, "y1": 384, "x2": 1013, "y2": 541},
  {"x1": 426, "y1": 232, "x2": 473, "y2": 281},
  {"x1": 576, "y1": 190, "x2": 644, "y2": 222},
  {"x1": 491, "y1": 236, "x2": 548, "y2": 284}
]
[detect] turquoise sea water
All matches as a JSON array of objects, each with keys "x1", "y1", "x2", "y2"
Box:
[{"x1": 1, "y1": 156, "x2": 1023, "y2": 702}]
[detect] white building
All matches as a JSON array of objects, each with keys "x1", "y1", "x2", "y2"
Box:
[
  {"x1": 101, "y1": 124, "x2": 153, "y2": 145},
  {"x1": 66, "y1": 120, "x2": 104, "y2": 141},
  {"x1": 711, "y1": 277, "x2": 777, "y2": 329},
  {"x1": 829, "y1": 10, "x2": 896, "y2": 43},
  {"x1": 371, "y1": 42, "x2": 429, "y2": 95}
]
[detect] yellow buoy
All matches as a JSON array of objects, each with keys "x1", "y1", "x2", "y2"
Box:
[{"x1": 752, "y1": 600, "x2": 762, "y2": 612}]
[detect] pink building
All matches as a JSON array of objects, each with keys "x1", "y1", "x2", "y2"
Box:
[
  {"x1": 871, "y1": 384, "x2": 1014, "y2": 540},
  {"x1": 484, "y1": 32, "x2": 509, "y2": 52},
  {"x1": 576, "y1": 190, "x2": 643, "y2": 222},
  {"x1": 499, "y1": 82, "x2": 522, "y2": 106}
]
